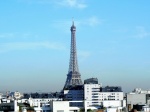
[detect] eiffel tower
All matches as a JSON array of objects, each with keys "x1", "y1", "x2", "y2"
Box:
[{"x1": 64, "y1": 21, "x2": 82, "y2": 89}]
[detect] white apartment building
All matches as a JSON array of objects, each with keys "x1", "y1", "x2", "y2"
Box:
[
  {"x1": 84, "y1": 84, "x2": 125, "y2": 107},
  {"x1": 84, "y1": 78, "x2": 125, "y2": 110},
  {"x1": 84, "y1": 83, "x2": 102, "y2": 107}
]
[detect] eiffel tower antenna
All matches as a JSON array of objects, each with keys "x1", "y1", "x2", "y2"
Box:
[{"x1": 72, "y1": 17, "x2": 74, "y2": 25}]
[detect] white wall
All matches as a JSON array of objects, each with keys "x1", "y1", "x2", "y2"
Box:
[
  {"x1": 103, "y1": 100, "x2": 122, "y2": 107},
  {"x1": 51, "y1": 101, "x2": 69, "y2": 112},
  {"x1": 107, "y1": 108, "x2": 117, "y2": 112},
  {"x1": 100, "y1": 92, "x2": 123, "y2": 101},
  {"x1": 107, "y1": 107, "x2": 123, "y2": 112},
  {"x1": 127, "y1": 93, "x2": 146, "y2": 109}
]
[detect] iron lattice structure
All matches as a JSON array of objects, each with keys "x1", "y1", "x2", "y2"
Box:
[{"x1": 64, "y1": 21, "x2": 82, "y2": 89}]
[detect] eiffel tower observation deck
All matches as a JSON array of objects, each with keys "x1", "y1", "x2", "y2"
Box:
[{"x1": 64, "y1": 21, "x2": 82, "y2": 89}]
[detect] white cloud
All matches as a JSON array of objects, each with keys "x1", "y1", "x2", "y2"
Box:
[
  {"x1": 112, "y1": 28, "x2": 128, "y2": 33},
  {"x1": 134, "y1": 26, "x2": 150, "y2": 39},
  {"x1": 0, "y1": 32, "x2": 33, "y2": 38},
  {"x1": 0, "y1": 41, "x2": 66, "y2": 53},
  {"x1": 78, "y1": 50, "x2": 91, "y2": 61},
  {"x1": 56, "y1": 0, "x2": 87, "y2": 9},
  {"x1": 74, "y1": 16, "x2": 102, "y2": 27},
  {"x1": 18, "y1": 0, "x2": 87, "y2": 9},
  {"x1": 113, "y1": 26, "x2": 150, "y2": 39},
  {"x1": 18, "y1": 0, "x2": 52, "y2": 4},
  {"x1": 52, "y1": 16, "x2": 102, "y2": 32},
  {"x1": 78, "y1": 51, "x2": 90, "y2": 58},
  {"x1": 0, "y1": 33, "x2": 15, "y2": 38},
  {"x1": 86, "y1": 16, "x2": 101, "y2": 26}
]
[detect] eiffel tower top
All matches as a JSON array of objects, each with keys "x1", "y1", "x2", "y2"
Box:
[{"x1": 71, "y1": 20, "x2": 76, "y2": 31}]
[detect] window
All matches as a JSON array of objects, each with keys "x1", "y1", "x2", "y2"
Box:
[{"x1": 57, "y1": 110, "x2": 64, "y2": 112}]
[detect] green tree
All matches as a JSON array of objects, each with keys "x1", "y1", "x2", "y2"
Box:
[
  {"x1": 87, "y1": 109, "x2": 93, "y2": 112},
  {"x1": 79, "y1": 108, "x2": 85, "y2": 112}
]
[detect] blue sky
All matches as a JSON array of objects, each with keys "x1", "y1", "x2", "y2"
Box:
[{"x1": 0, "y1": 0, "x2": 150, "y2": 92}]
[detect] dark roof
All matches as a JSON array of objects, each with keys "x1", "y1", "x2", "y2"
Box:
[
  {"x1": 100, "y1": 86, "x2": 122, "y2": 92},
  {"x1": 0, "y1": 103, "x2": 14, "y2": 106},
  {"x1": 64, "y1": 85, "x2": 83, "y2": 90},
  {"x1": 84, "y1": 78, "x2": 98, "y2": 84},
  {"x1": 22, "y1": 92, "x2": 59, "y2": 99}
]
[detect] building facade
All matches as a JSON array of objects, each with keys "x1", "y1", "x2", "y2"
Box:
[
  {"x1": 126, "y1": 88, "x2": 150, "y2": 111},
  {"x1": 84, "y1": 78, "x2": 125, "y2": 110}
]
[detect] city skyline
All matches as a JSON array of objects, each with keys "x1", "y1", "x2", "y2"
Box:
[{"x1": 0, "y1": 0, "x2": 150, "y2": 92}]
